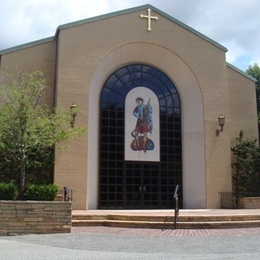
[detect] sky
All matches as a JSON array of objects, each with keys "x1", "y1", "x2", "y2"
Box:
[{"x1": 1, "y1": 0, "x2": 259, "y2": 72}]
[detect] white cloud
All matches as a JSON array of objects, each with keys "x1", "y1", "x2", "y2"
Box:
[{"x1": 0, "y1": 0, "x2": 259, "y2": 71}]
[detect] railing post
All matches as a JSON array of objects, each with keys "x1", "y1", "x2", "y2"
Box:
[
  {"x1": 64, "y1": 186, "x2": 71, "y2": 201},
  {"x1": 174, "y1": 185, "x2": 179, "y2": 229}
]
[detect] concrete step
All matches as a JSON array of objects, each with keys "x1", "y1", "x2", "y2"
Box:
[
  {"x1": 72, "y1": 219, "x2": 260, "y2": 229},
  {"x1": 72, "y1": 213, "x2": 260, "y2": 229},
  {"x1": 107, "y1": 214, "x2": 260, "y2": 222}
]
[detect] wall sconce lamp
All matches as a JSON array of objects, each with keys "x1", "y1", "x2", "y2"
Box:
[
  {"x1": 70, "y1": 103, "x2": 77, "y2": 128},
  {"x1": 216, "y1": 114, "x2": 225, "y2": 136}
]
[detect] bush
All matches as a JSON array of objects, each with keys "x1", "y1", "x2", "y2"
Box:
[
  {"x1": 0, "y1": 182, "x2": 18, "y2": 200},
  {"x1": 231, "y1": 130, "x2": 260, "y2": 197},
  {"x1": 25, "y1": 183, "x2": 59, "y2": 201}
]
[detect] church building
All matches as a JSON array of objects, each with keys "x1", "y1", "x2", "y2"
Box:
[{"x1": 0, "y1": 4, "x2": 258, "y2": 210}]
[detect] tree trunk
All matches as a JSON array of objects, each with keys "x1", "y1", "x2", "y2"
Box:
[{"x1": 19, "y1": 161, "x2": 26, "y2": 200}]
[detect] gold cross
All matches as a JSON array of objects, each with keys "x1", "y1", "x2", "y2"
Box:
[{"x1": 140, "y1": 8, "x2": 158, "y2": 31}]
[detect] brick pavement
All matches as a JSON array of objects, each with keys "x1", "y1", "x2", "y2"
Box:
[{"x1": 71, "y1": 226, "x2": 260, "y2": 237}]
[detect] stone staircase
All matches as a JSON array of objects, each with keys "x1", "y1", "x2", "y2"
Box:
[{"x1": 72, "y1": 210, "x2": 260, "y2": 229}]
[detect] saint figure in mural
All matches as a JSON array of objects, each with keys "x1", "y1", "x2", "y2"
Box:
[{"x1": 131, "y1": 97, "x2": 154, "y2": 153}]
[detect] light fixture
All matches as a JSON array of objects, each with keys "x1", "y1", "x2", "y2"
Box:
[
  {"x1": 216, "y1": 114, "x2": 225, "y2": 136},
  {"x1": 70, "y1": 103, "x2": 77, "y2": 128}
]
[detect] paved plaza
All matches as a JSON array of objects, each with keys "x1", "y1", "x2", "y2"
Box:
[{"x1": 0, "y1": 226, "x2": 259, "y2": 259}]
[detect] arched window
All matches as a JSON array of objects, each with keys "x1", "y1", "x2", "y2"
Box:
[{"x1": 99, "y1": 64, "x2": 182, "y2": 209}]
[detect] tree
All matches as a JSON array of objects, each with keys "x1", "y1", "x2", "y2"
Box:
[
  {"x1": 246, "y1": 63, "x2": 260, "y2": 89},
  {"x1": 231, "y1": 130, "x2": 260, "y2": 203},
  {"x1": 0, "y1": 70, "x2": 86, "y2": 199},
  {"x1": 246, "y1": 63, "x2": 260, "y2": 140}
]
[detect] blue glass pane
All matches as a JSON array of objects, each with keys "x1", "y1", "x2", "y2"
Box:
[
  {"x1": 106, "y1": 75, "x2": 117, "y2": 86},
  {"x1": 159, "y1": 84, "x2": 171, "y2": 96},
  {"x1": 109, "y1": 91, "x2": 117, "y2": 103},
  {"x1": 157, "y1": 92, "x2": 165, "y2": 100},
  {"x1": 120, "y1": 74, "x2": 132, "y2": 85},
  {"x1": 117, "y1": 86, "x2": 128, "y2": 96},
  {"x1": 113, "y1": 80, "x2": 123, "y2": 90},
  {"x1": 101, "y1": 88, "x2": 110, "y2": 102},
  {"x1": 142, "y1": 65, "x2": 155, "y2": 74},
  {"x1": 128, "y1": 64, "x2": 142, "y2": 72},
  {"x1": 131, "y1": 72, "x2": 142, "y2": 79},
  {"x1": 173, "y1": 94, "x2": 180, "y2": 108},
  {"x1": 152, "y1": 77, "x2": 164, "y2": 88},
  {"x1": 115, "y1": 67, "x2": 128, "y2": 78},
  {"x1": 174, "y1": 108, "x2": 181, "y2": 116},
  {"x1": 166, "y1": 95, "x2": 173, "y2": 108},
  {"x1": 160, "y1": 98, "x2": 166, "y2": 107},
  {"x1": 165, "y1": 81, "x2": 177, "y2": 94},
  {"x1": 133, "y1": 79, "x2": 142, "y2": 86},
  {"x1": 125, "y1": 81, "x2": 135, "y2": 90},
  {"x1": 167, "y1": 107, "x2": 174, "y2": 116},
  {"x1": 101, "y1": 102, "x2": 109, "y2": 109},
  {"x1": 115, "y1": 103, "x2": 124, "y2": 110},
  {"x1": 154, "y1": 69, "x2": 165, "y2": 78},
  {"x1": 116, "y1": 94, "x2": 125, "y2": 105},
  {"x1": 147, "y1": 82, "x2": 161, "y2": 94},
  {"x1": 142, "y1": 73, "x2": 154, "y2": 82}
]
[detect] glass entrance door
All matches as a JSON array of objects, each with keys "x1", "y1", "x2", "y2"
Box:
[{"x1": 125, "y1": 163, "x2": 160, "y2": 209}]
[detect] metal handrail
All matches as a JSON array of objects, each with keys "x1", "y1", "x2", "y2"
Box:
[
  {"x1": 174, "y1": 185, "x2": 180, "y2": 229},
  {"x1": 63, "y1": 186, "x2": 72, "y2": 201}
]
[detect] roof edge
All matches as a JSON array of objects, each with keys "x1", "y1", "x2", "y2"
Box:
[
  {"x1": 150, "y1": 5, "x2": 228, "y2": 52},
  {"x1": 227, "y1": 62, "x2": 257, "y2": 82},
  {"x1": 56, "y1": 4, "x2": 228, "y2": 52},
  {"x1": 0, "y1": 36, "x2": 55, "y2": 55},
  {"x1": 57, "y1": 4, "x2": 151, "y2": 31}
]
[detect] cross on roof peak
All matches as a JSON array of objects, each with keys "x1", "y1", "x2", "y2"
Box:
[{"x1": 140, "y1": 8, "x2": 158, "y2": 31}]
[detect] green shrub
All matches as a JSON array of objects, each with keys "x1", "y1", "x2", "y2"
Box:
[
  {"x1": 0, "y1": 182, "x2": 18, "y2": 200},
  {"x1": 231, "y1": 130, "x2": 260, "y2": 198},
  {"x1": 25, "y1": 183, "x2": 59, "y2": 201}
]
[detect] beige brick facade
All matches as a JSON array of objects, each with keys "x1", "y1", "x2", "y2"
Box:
[{"x1": 0, "y1": 5, "x2": 258, "y2": 210}]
